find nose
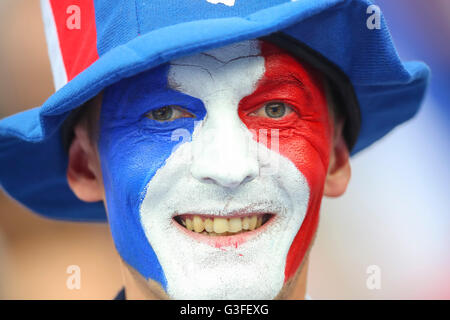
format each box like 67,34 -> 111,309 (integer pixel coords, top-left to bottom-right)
190,117 -> 259,189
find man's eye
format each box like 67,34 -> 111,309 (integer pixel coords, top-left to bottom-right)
146,105 -> 194,122
250,102 -> 293,119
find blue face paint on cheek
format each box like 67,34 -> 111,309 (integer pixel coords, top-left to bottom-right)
97,64 -> 206,289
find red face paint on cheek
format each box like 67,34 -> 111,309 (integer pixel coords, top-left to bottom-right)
239,41 -> 332,283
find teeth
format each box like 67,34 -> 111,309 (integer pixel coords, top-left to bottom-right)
204,218 -> 214,232
179,214 -> 271,236
249,216 -> 257,230
186,218 -> 193,231
256,216 -> 262,228
193,216 -> 204,233
213,218 -> 228,234
242,217 -> 250,230
228,217 -> 242,233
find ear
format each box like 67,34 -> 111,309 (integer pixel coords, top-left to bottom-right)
67,124 -> 104,202
324,120 -> 351,197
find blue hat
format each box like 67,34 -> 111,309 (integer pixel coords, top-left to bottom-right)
0,0 -> 429,222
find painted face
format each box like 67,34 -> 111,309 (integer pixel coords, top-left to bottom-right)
98,40 -> 332,299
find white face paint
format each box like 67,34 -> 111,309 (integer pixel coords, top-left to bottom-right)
206,0 -> 236,7
139,40 -> 310,299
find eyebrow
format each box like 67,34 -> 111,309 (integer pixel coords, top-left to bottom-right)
257,72 -> 311,97
260,72 -> 305,88
256,72 -> 315,103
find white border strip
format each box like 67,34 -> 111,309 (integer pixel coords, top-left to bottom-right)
40,0 -> 68,91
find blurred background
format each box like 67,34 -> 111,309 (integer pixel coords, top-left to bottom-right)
0,0 -> 448,299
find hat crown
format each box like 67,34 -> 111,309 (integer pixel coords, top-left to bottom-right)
41,0 -> 291,91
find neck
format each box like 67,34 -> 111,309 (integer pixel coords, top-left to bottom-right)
120,260 -> 170,299
276,256 -> 309,300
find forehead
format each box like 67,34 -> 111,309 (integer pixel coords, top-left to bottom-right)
166,40 -> 323,105
168,40 -> 265,102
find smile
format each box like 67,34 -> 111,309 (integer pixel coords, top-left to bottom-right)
173,213 -> 275,236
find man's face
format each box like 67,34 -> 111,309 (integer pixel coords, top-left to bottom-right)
97,40 -> 332,299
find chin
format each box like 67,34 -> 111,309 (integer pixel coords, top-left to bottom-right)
140,136 -> 310,300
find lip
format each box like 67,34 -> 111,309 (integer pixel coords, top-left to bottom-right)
171,213 -> 276,249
